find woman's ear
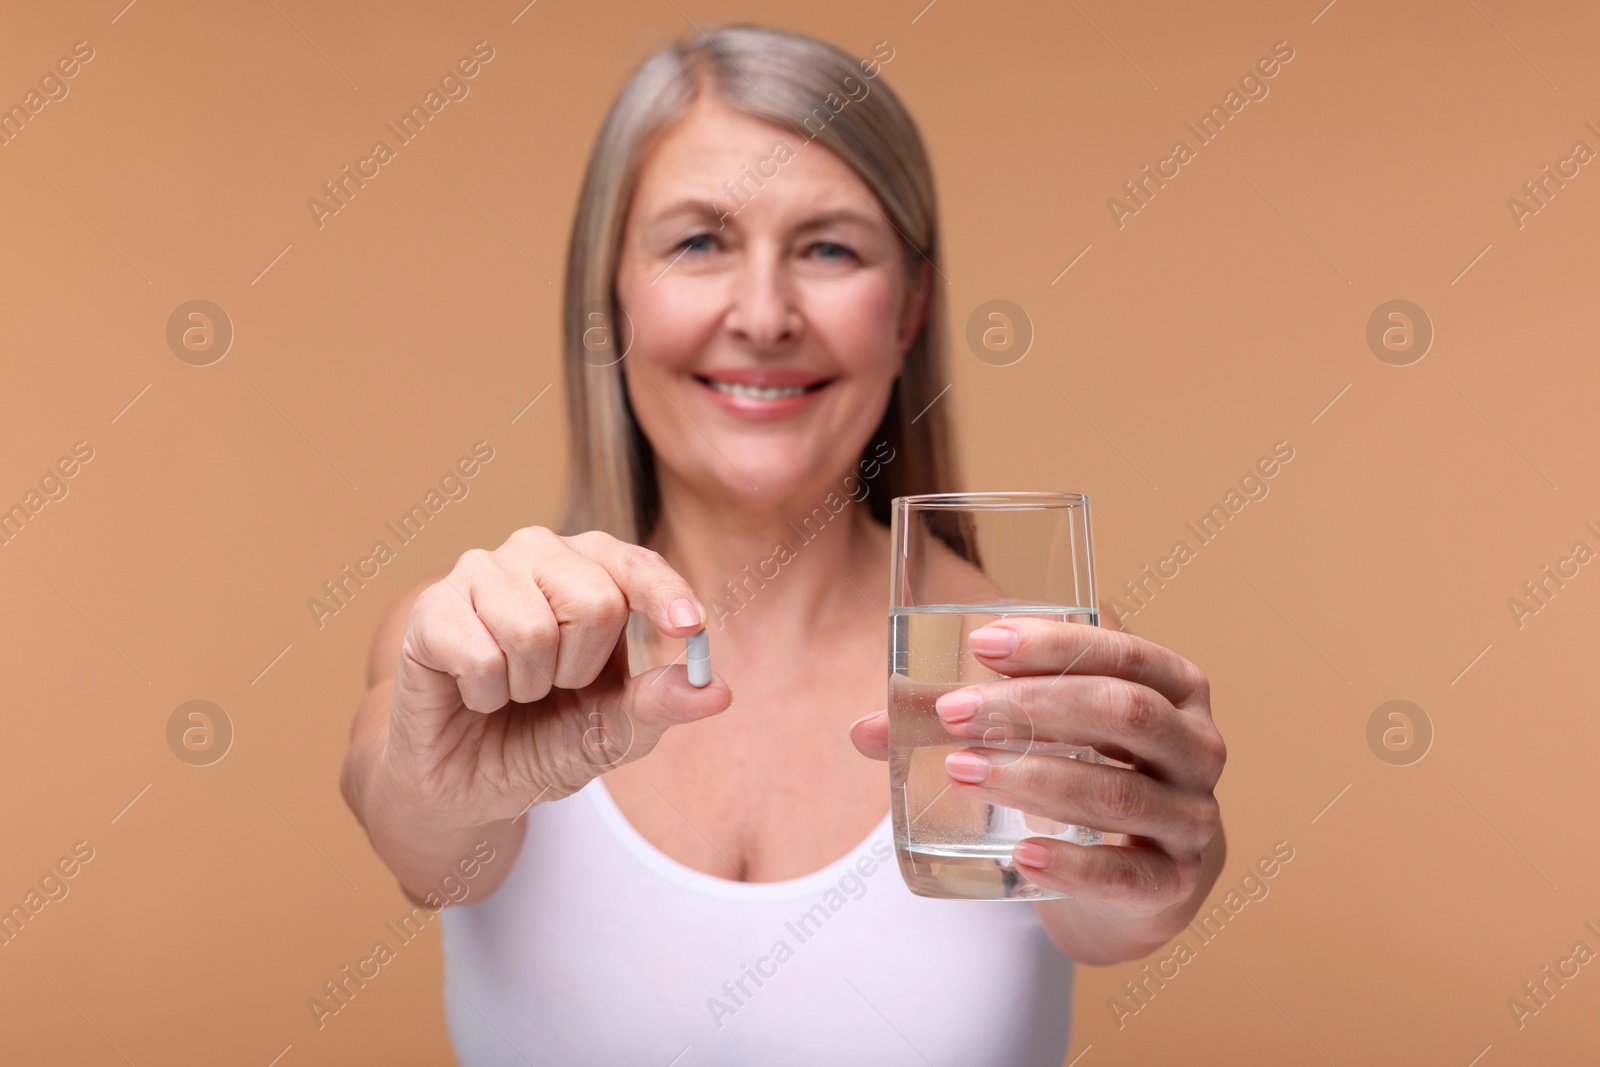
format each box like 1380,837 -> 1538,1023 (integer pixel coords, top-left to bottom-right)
897,258 -> 933,356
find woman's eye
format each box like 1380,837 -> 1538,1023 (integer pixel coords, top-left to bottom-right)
678,233 -> 717,254
810,241 -> 855,261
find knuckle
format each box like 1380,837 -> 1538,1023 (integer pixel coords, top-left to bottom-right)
456,547 -> 493,572
1099,769 -> 1150,823
1125,689 -> 1162,737
1169,854 -> 1203,903
499,615 -> 558,656
411,581 -> 450,619
565,529 -> 614,553
1090,675 -> 1124,727
1105,856 -> 1146,896
979,693 -> 1026,746
1013,750 -> 1054,797
1189,794 -> 1222,850
1204,727 -> 1228,775
462,646 -> 506,684
1185,720 -> 1227,783
530,614 -> 562,649
610,545 -> 648,584
1015,676 -> 1056,719
1103,678 -> 1158,738
519,668 -> 556,702
629,544 -> 669,571
1051,617 -> 1091,664
457,686 -> 496,714
506,525 -> 556,554
1112,632 -> 1148,678
571,583 -> 629,627
615,543 -> 672,593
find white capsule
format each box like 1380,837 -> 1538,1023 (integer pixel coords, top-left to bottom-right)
686,627 -> 711,687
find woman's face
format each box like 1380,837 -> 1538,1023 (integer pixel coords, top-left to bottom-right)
615,92 -> 930,515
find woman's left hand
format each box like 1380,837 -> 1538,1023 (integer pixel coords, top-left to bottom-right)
850,616 -> 1225,946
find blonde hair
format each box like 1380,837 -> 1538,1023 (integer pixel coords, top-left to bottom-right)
557,23 -> 960,544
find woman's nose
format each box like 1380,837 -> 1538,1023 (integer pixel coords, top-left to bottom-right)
725,253 -> 801,349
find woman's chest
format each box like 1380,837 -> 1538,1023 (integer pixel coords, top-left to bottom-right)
604,630 -> 891,883
443,791 -> 1076,1067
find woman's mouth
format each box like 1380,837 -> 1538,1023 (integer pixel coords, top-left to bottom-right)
692,372 -> 836,420
704,380 -> 818,400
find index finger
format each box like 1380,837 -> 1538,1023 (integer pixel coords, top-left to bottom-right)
563,530 -> 707,636
966,616 -> 1206,708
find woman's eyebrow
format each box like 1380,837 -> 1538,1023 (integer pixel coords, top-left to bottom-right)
791,208 -> 878,233
652,199 -> 726,224
653,198 -> 879,230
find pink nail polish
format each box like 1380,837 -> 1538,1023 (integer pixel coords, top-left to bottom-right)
935,687 -> 982,723
849,710 -> 884,731
945,750 -> 991,783
669,598 -> 700,628
968,626 -> 1018,656
1013,841 -> 1051,867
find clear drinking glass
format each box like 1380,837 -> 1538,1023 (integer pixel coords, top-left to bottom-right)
888,492 -> 1103,901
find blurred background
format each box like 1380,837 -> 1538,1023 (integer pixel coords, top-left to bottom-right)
2,1 -> 1596,1064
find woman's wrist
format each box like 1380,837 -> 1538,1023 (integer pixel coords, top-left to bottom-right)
360,744 -> 518,904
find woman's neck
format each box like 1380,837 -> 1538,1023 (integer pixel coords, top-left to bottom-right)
644,477 -> 889,654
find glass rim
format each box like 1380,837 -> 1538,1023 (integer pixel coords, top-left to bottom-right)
891,491 -> 1089,510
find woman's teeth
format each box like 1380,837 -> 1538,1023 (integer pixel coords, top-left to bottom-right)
707,380 -> 810,400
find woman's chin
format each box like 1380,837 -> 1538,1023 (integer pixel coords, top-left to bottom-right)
699,459 -> 857,513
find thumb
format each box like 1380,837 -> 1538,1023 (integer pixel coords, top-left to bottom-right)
625,662 -> 733,733
572,660 -> 731,773
849,709 -> 889,762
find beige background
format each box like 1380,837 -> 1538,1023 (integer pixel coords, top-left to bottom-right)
2,0 -> 1597,1063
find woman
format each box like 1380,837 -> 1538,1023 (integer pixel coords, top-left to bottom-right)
340,24 -> 1226,1066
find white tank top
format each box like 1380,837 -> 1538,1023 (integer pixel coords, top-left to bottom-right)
438,774 -> 1076,1066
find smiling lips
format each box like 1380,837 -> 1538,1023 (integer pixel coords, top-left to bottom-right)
693,369 -> 837,421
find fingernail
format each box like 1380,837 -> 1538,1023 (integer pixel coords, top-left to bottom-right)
849,709 -> 884,731
968,626 -> 1018,656
935,687 -> 983,723
945,750 -> 991,783
669,598 -> 701,628
1013,841 -> 1051,867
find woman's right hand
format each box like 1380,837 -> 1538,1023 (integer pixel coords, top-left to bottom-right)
372,526 -> 729,830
